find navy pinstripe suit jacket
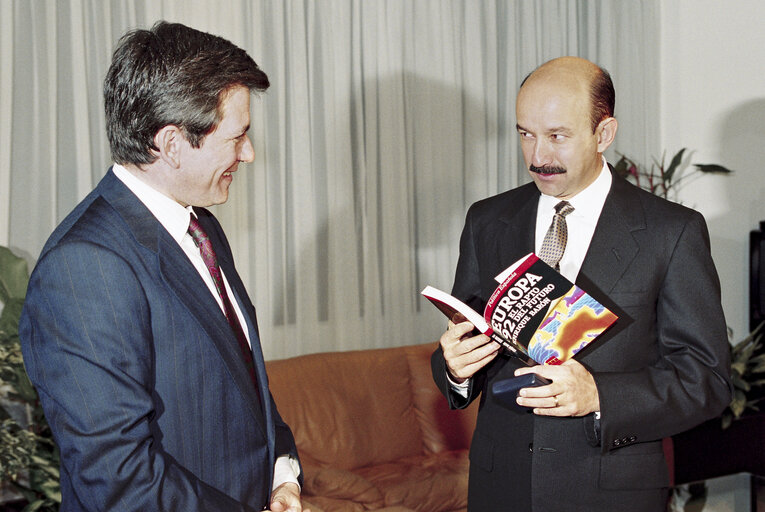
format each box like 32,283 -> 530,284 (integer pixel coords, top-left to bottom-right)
20,169 -> 300,511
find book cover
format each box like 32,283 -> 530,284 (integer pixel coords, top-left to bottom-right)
419,284 -> 532,361
421,253 -> 617,365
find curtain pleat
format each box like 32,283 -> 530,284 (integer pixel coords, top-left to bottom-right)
0,1 -> 13,247
0,0 -> 659,358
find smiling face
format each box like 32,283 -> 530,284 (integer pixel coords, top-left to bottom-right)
170,85 -> 254,207
515,58 -> 616,200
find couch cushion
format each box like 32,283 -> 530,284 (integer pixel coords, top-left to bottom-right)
267,346 -> 424,469
302,496 -> 366,512
303,465 -> 384,508
355,450 -> 469,512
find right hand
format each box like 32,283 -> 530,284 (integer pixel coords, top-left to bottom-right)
439,314 -> 501,383
268,482 -> 307,512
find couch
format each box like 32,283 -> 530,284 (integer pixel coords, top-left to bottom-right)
266,342 -> 478,512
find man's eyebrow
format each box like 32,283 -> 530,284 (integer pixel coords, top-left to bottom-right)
546,126 -> 572,134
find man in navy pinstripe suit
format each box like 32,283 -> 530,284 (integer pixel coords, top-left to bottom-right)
20,21 -> 305,511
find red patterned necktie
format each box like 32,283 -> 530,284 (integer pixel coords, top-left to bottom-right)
188,215 -> 258,388
539,201 -> 575,271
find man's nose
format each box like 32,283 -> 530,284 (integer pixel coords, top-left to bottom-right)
239,135 -> 255,163
531,140 -> 552,167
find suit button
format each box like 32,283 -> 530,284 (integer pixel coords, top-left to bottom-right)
629,436 -> 637,442
528,443 -> 533,452
613,439 -> 621,446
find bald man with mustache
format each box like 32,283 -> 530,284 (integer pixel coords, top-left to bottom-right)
431,57 -> 731,511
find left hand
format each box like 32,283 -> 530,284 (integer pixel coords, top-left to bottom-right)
514,359 -> 600,417
268,482 -> 307,512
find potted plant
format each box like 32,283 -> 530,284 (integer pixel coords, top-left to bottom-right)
671,323 -> 765,484
613,147 -> 733,201
0,246 -> 61,511
722,322 -> 765,429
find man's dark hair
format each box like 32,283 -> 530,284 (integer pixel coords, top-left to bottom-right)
104,21 -> 269,165
519,62 -> 615,133
588,66 -> 615,133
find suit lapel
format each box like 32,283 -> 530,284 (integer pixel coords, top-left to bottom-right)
214,257 -> 276,472
98,171 -> 267,430
578,175 -> 644,293
195,211 -> 272,410
157,242 -> 267,426
496,184 -> 539,271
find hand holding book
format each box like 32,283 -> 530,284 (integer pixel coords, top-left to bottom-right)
424,253 -> 617,410
423,252 -> 617,366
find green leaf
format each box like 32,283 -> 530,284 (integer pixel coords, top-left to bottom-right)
750,352 -> 765,364
0,297 -> 25,339
663,148 -> 687,185
0,246 -> 29,303
731,374 -> 751,391
731,394 -> 747,416
751,362 -> 765,374
22,499 -> 48,512
734,338 -> 758,358
694,163 -> 734,174
30,455 -> 59,476
39,479 -> 62,500
731,361 -> 748,375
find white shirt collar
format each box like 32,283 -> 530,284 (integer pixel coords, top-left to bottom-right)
537,157 -> 612,215
112,164 -> 194,243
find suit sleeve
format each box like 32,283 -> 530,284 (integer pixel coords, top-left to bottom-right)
19,241 -> 260,512
431,204 -> 487,408
594,211 -> 732,452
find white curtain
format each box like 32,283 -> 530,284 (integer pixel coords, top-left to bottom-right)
0,0 -> 659,359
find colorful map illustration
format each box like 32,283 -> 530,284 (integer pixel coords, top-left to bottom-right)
528,287 -> 618,365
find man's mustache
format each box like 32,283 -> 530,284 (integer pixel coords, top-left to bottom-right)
529,165 -> 566,175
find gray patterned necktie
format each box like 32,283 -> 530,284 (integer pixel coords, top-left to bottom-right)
539,201 -> 574,271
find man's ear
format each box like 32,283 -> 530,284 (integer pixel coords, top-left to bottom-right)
595,117 -> 618,153
153,125 -> 184,168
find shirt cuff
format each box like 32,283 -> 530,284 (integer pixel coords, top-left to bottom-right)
272,455 -> 301,491
447,371 -> 470,399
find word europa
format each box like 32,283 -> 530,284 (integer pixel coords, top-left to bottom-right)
490,273 -> 557,341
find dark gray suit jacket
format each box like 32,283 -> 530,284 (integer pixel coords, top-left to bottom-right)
20,169 -> 300,511
432,172 -> 732,511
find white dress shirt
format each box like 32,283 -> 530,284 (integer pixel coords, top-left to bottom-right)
112,164 -> 300,492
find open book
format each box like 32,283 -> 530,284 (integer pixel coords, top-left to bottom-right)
421,253 -> 617,366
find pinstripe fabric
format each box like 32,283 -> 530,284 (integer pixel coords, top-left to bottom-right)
19,170 -> 300,511
188,215 -> 258,389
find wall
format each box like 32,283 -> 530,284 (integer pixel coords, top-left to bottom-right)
660,0 -> 765,342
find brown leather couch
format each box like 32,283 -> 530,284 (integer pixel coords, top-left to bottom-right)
266,342 -> 478,512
